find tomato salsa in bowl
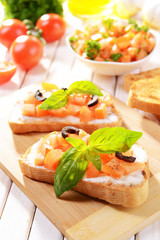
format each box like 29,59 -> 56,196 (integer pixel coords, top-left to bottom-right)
66,19 -> 158,75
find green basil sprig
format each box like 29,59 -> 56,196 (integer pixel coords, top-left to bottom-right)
54,127 -> 142,197
39,80 -> 103,110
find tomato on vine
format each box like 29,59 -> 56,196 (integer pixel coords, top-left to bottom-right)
36,13 -> 65,42
10,35 -> 43,70
0,19 -> 27,49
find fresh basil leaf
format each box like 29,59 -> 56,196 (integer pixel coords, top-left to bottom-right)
39,90 -> 68,110
111,53 -> 122,62
54,148 -> 88,197
65,137 -> 87,150
89,127 -> 142,153
86,149 -> 101,171
68,80 -> 103,96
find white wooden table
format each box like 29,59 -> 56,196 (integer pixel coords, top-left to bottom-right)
0,4 -> 160,240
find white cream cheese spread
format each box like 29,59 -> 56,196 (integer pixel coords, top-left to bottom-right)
10,104 -> 119,124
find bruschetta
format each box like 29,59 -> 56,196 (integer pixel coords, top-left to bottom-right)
8,81 -> 122,134
19,126 -> 150,207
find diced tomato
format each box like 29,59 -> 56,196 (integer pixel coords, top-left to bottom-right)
49,107 -> 68,117
34,152 -> 44,166
44,149 -> 63,170
80,106 -> 95,122
120,54 -> 131,62
136,49 -> 147,61
45,133 -> 61,148
95,103 -> 107,119
146,37 -> 155,53
116,36 -> 130,50
131,32 -> 144,48
55,136 -> 71,152
100,95 -> 112,106
24,92 -> 40,105
100,153 -> 114,165
127,47 -> 137,58
102,164 -> 121,178
111,44 -> 121,54
21,103 -> 36,116
86,162 -> 100,178
69,93 -> 90,106
36,105 -> 50,117
66,103 -> 81,116
118,159 -> 145,175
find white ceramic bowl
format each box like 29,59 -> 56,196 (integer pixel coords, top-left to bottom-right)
66,30 -> 159,76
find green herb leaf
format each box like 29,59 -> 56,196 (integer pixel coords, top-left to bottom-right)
86,149 -> 101,171
89,127 -> 143,153
102,33 -> 109,38
68,80 -> 103,96
103,18 -> 114,30
128,19 -> 149,33
65,137 -> 88,150
39,89 -> 68,110
84,40 -> 101,60
69,36 -> 78,43
111,53 -> 122,62
54,148 -> 88,197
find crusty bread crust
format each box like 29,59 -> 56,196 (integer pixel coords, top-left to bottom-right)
9,105 -> 122,134
127,78 -> 160,114
124,68 -> 160,92
18,148 -> 150,208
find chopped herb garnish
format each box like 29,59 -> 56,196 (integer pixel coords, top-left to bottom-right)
128,19 -> 149,33
103,18 -> 114,30
111,53 -> 122,62
69,36 -> 78,43
102,33 -> 109,38
84,40 -> 101,60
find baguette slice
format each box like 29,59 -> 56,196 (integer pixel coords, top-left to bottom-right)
9,91 -> 122,134
18,132 -> 150,208
127,77 -> 160,114
124,68 -> 160,92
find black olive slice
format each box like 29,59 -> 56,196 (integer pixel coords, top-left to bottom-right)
62,126 -> 80,139
115,152 -> 136,163
35,90 -> 46,101
61,88 -> 68,91
87,95 -> 98,107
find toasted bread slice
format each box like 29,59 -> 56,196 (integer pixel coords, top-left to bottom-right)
124,68 -> 160,92
18,132 -> 150,208
127,77 -> 160,114
9,92 -> 122,134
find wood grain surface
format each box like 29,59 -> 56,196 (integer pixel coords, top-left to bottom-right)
0,86 -> 160,240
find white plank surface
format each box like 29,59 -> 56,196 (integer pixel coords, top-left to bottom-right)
0,169 -> 11,217
29,208 -> 63,240
0,183 -> 35,240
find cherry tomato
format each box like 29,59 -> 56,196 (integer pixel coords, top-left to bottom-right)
0,19 -> 27,49
0,61 -> 16,85
10,35 -> 43,70
36,13 -> 65,43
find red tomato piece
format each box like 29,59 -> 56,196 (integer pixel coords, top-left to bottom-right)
36,13 -> 65,42
0,61 -> 16,85
0,19 -> 27,49
10,35 -> 43,70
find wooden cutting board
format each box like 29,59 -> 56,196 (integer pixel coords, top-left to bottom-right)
0,87 -> 160,240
